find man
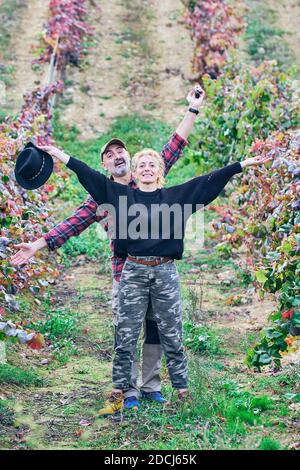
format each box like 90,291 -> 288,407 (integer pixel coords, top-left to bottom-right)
11,86 -> 205,413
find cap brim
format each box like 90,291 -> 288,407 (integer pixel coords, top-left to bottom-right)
101,139 -> 127,158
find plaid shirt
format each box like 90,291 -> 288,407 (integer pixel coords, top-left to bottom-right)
44,132 -> 188,281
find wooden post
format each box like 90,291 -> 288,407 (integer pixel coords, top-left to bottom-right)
45,35 -> 60,112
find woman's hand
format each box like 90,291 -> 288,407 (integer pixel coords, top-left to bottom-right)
38,145 -> 70,165
10,238 -> 47,266
241,154 -> 273,168
187,84 -> 205,109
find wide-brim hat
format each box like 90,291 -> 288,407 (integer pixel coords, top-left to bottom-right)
100,138 -> 127,160
15,141 -> 53,190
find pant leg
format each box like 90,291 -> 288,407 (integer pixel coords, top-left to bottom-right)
141,299 -> 163,393
112,278 -> 139,398
113,262 -> 150,392
150,262 -> 188,390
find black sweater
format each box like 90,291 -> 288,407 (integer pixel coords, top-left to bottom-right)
66,157 -> 243,259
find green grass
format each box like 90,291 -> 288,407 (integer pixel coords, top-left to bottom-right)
84,358 -> 286,450
258,437 -> 282,450
183,321 -> 225,356
0,399 -> 14,427
60,223 -> 111,268
0,364 -> 43,387
29,297 -> 79,364
244,0 -> 297,75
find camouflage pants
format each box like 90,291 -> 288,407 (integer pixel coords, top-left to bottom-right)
112,279 -> 163,399
113,258 -> 188,391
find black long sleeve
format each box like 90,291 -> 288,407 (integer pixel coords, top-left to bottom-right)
172,161 -> 243,208
200,162 -> 243,206
66,156 -> 109,205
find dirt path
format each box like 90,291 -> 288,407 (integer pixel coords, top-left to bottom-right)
5,0 -> 49,112
61,0 -> 193,139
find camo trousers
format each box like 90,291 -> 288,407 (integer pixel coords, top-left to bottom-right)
112,279 -> 163,399
113,259 -> 188,391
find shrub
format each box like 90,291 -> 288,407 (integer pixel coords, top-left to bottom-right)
183,0 -> 244,79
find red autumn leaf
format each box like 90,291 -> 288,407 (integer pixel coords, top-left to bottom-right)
44,183 -> 55,193
281,308 -> 294,320
0,307 -> 6,317
28,333 -> 45,350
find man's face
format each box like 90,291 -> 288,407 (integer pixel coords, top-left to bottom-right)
102,144 -> 130,177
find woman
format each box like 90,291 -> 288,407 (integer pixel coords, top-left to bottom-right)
37,143 -> 272,409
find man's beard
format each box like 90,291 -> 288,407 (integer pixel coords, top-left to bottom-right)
111,158 -> 130,177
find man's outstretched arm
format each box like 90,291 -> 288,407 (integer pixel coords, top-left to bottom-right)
161,84 -> 205,175
10,196 -> 103,265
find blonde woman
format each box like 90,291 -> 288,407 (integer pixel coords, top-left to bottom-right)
36,144 -> 272,413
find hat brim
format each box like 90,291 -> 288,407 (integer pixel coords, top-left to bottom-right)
15,141 -> 54,190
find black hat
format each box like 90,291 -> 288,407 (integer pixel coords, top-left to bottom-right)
14,141 -> 54,190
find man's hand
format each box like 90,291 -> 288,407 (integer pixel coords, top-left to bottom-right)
187,84 -> 205,109
10,238 -> 47,266
241,154 -> 274,168
38,145 -> 70,165
11,243 -> 38,266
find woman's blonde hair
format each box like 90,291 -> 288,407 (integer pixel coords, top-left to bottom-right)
131,148 -> 165,188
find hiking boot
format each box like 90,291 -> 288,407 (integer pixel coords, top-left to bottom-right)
141,391 -> 167,403
98,392 -> 123,417
124,396 -> 140,410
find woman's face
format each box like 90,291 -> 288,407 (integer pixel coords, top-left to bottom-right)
134,155 -> 160,186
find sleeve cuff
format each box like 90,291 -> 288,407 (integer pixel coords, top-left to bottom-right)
235,162 -> 243,173
173,132 -> 188,148
43,234 -> 55,251
66,156 -> 76,170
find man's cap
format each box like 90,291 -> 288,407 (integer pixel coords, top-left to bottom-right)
100,138 -> 127,160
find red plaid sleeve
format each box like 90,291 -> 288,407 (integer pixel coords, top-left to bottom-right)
44,196 -> 104,250
160,132 -> 188,176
